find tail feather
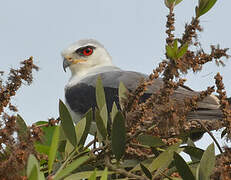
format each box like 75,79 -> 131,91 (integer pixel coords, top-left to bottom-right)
187,109 -> 223,121
189,95 -> 223,121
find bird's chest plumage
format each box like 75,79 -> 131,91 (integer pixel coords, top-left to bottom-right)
65,82 -> 120,117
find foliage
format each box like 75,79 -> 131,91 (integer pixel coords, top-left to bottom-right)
0,0 -> 231,179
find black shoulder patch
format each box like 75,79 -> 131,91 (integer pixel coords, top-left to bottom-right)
65,83 -> 121,115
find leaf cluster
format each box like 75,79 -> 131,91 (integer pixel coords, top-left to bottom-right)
1,0 -> 231,180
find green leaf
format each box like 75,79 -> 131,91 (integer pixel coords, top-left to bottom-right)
27,154 -> 39,179
112,111 -> 126,161
196,0 -> 217,18
100,167 -> 108,180
16,114 -> 29,141
164,0 -> 175,8
140,163 -> 152,179
151,147 -> 161,157
100,104 -> 108,130
54,155 -> 89,180
64,170 -> 114,180
186,138 -> 198,162
59,100 -> 77,147
199,143 -> 215,180
95,109 -> 107,139
187,138 -> 196,147
164,0 -> 183,8
148,140 -> 182,173
75,118 -> 86,145
195,163 -> 200,180
121,159 -> 140,169
130,158 -> 153,173
176,43 -> 188,58
28,166 -> 38,180
89,170 -> 97,180
96,76 -> 106,110
48,126 -> 60,173
38,172 -> 46,180
175,0 -> 183,6
166,45 -> 175,59
58,140 -> 66,153
35,121 -> 56,146
183,146 -> 204,162
65,139 -> 74,156
173,39 -> 178,53
111,102 -> 118,123
77,109 -> 93,146
137,135 -> 165,147
34,144 -> 50,155
119,82 -> 127,110
174,152 -> 195,180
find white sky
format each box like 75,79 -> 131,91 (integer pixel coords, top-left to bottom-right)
1,0 -> 231,154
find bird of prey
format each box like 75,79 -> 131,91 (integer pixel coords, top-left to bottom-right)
61,39 -> 222,133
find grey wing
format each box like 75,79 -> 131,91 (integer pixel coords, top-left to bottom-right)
80,70 -> 222,121
79,70 -> 149,90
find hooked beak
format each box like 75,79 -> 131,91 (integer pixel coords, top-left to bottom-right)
63,57 -> 87,72
63,58 -> 72,72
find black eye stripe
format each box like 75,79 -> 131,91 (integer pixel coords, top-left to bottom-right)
75,45 -> 96,56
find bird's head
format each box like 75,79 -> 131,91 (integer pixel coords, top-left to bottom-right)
61,39 -> 113,76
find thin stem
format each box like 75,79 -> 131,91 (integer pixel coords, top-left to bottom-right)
83,138 -> 97,151
193,119 -> 223,154
52,149 -> 76,179
105,155 -> 147,180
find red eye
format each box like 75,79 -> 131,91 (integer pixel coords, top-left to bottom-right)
83,47 -> 93,56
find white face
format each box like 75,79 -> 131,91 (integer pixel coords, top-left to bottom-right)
61,39 -> 113,75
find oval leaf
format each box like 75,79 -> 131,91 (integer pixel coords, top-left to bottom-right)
35,121 -> 56,146
34,144 -> 50,155
54,155 -> 89,180
16,114 -> 29,141
111,102 -> 118,124
175,0 -> 183,6
112,111 -> 126,161
173,39 -> 178,53
164,0 -> 175,8
95,109 -> 107,139
64,170 -> 114,180
164,0 -> 183,8
174,152 -> 195,180
137,135 -> 165,147
100,167 -> 108,180
187,138 -> 196,147
89,170 -> 97,180
119,82 -> 128,110
166,45 -> 175,59
48,126 -> 60,173
199,143 -> 215,180
29,166 -> 38,180
183,146 -> 204,162
75,117 -> 86,145
148,140 -> 182,173
100,104 -> 108,130
59,100 -> 77,147
77,109 -> 93,146
96,76 -> 106,110
27,154 -> 39,178
176,43 -> 188,59
196,0 -> 217,18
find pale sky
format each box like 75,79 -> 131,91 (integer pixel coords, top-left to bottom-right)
1,0 -> 231,153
